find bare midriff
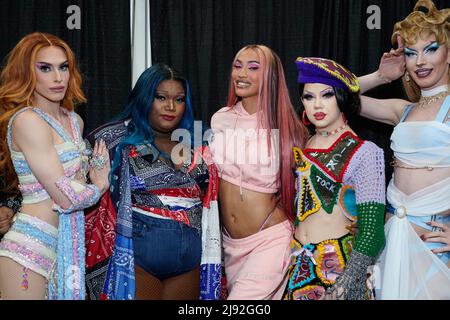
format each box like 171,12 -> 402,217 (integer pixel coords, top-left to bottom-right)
219,179 -> 288,239
295,206 -> 352,247
392,165 -> 450,236
19,201 -> 59,228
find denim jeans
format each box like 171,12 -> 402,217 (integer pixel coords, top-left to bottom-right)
132,211 -> 202,280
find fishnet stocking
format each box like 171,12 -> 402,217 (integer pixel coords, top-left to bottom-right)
135,265 -> 200,300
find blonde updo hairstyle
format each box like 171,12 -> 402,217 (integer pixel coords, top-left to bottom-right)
391,0 -> 450,102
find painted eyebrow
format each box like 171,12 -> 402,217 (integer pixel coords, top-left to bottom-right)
404,47 -> 417,53
303,87 -> 333,95
234,60 -> 260,64
320,88 -> 334,93
156,90 -> 185,95
36,60 -> 69,66
405,41 -> 438,52
424,41 -> 439,50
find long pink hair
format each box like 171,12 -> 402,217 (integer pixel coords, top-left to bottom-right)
226,44 -> 309,221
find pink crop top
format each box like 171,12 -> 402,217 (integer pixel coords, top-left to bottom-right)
210,101 -> 280,195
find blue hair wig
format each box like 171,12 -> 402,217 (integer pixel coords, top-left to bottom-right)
111,64 -> 195,178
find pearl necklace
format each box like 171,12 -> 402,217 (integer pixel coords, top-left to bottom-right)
315,120 -> 348,137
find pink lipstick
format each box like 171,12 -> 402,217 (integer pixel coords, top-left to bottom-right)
314,112 -> 326,120
415,68 -> 432,78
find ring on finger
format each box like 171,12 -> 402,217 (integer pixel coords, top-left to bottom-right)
89,154 -> 107,170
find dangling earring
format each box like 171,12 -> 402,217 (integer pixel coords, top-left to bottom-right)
302,111 -> 311,126
405,72 -> 410,82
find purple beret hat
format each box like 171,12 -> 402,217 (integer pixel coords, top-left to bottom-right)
295,57 -> 360,92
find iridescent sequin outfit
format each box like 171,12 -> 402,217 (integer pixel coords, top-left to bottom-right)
0,213 -> 57,279
0,107 -> 99,300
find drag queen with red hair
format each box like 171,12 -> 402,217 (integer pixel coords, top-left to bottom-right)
210,44 -> 309,299
0,33 -> 109,299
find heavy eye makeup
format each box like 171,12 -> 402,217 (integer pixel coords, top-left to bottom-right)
175,96 -> 186,103
404,47 -> 416,58
59,62 -> 69,71
302,88 -> 334,101
404,42 -> 440,57
155,93 -> 185,103
36,62 -> 52,73
233,61 -> 243,69
301,93 -> 314,101
36,62 -> 69,72
155,94 -> 166,101
321,89 -> 335,98
424,42 -> 440,54
248,62 -> 260,71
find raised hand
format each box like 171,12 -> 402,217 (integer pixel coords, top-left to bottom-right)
377,39 -> 406,83
89,139 -> 111,195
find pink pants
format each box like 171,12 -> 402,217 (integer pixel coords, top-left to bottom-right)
223,220 -> 293,300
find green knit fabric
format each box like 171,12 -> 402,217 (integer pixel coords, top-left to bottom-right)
354,202 -> 386,257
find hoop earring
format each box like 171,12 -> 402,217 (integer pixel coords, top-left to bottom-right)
302,111 -> 311,126
405,72 -> 410,82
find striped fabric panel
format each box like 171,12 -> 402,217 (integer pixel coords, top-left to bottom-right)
0,238 -> 54,277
